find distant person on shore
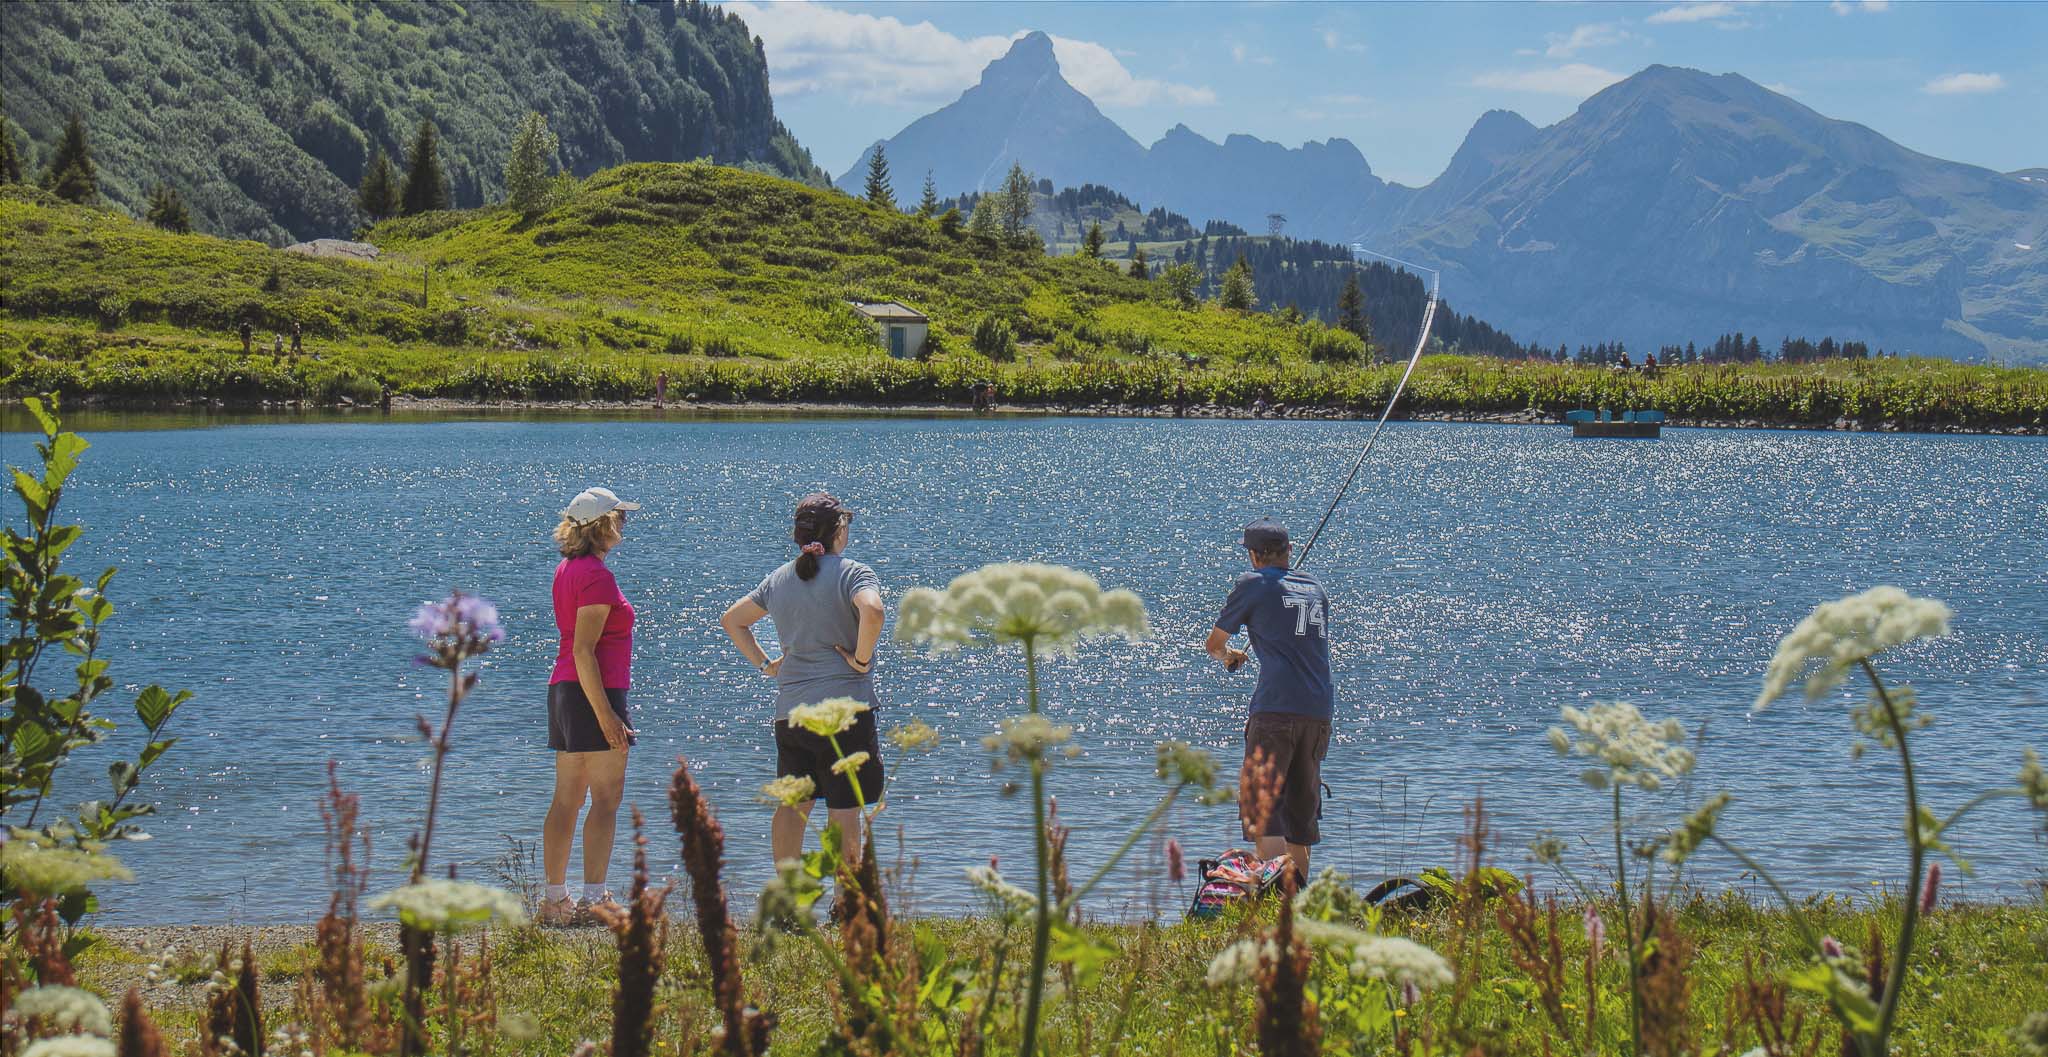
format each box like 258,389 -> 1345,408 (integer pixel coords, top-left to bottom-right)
1175,378 -> 1189,418
719,492 -> 886,874
1205,517 -> 1333,882
239,319 -> 253,356
273,333 -> 284,357
290,321 -> 303,356
656,370 -> 669,409
541,487 -> 642,926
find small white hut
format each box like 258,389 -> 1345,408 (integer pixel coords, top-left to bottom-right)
848,301 -> 928,359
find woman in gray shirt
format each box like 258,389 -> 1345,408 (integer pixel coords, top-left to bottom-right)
719,492 -> 886,869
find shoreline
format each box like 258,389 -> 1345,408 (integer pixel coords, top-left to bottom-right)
9,393 -> 2043,436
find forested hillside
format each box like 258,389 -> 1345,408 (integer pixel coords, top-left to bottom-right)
0,0 -> 825,244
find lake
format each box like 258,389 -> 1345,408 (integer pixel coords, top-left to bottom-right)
10,412 -> 2046,922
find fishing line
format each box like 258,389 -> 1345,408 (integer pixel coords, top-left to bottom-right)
1293,247 -> 1441,570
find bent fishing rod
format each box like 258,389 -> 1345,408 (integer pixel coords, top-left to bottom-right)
1292,247 -> 1441,571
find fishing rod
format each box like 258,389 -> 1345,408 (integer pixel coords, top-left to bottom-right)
1292,247 -> 1441,570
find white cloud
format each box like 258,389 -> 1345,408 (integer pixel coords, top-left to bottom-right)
1645,2 -> 1752,25
1471,64 -> 1627,97
721,2 -> 1213,108
1830,0 -> 1889,13
1922,72 -> 2006,95
1543,23 -> 1635,58
1763,82 -> 1799,96
1320,28 -> 1367,54
1231,43 -> 1275,66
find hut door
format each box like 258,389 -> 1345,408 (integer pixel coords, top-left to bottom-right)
889,326 -> 906,357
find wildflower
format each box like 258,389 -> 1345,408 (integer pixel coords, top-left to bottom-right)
1549,702 -> 1694,791
829,751 -> 871,776
982,714 -> 1074,766
757,775 -> 815,808
1156,740 -> 1220,788
787,697 -> 869,738
1755,587 -> 1951,709
0,840 -> 132,898
1294,867 -> 1368,923
12,986 -> 113,1036
885,718 -> 939,752
1401,980 -> 1421,1007
964,865 -> 1036,922
1921,862 -> 1940,914
1583,906 -> 1606,963
1820,936 -> 1845,959
1290,920 -> 1453,989
1204,937 -> 1275,988
894,563 -> 1149,655
1165,839 -> 1186,884
1529,833 -> 1568,865
2020,749 -> 2048,822
370,879 -> 527,931
1662,792 -> 1732,863
410,590 -> 505,669
22,1039 -> 116,1057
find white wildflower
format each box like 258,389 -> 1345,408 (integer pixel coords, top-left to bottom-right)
1756,587 -> 1952,710
885,719 -> 940,752
1295,919 -> 1455,990
0,841 -> 131,898
981,714 -> 1074,766
11,986 -> 113,1036
787,697 -> 869,737
894,563 -> 1149,655
1529,833 -> 1568,865
1550,702 -> 1694,791
830,751 -> 872,775
757,775 -> 815,807
1204,937 -> 1275,988
23,1038 -> 117,1057
1293,867 -> 1368,922
964,865 -> 1036,922
370,879 -> 528,931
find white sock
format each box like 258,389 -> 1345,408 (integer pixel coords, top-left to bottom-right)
583,881 -> 609,902
545,884 -> 570,902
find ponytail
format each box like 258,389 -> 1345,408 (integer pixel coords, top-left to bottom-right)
793,511 -> 840,581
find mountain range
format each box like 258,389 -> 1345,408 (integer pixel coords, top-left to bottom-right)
840,33 -> 2048,363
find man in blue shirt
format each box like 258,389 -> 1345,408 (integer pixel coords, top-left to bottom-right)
1205,517 -> 1332,881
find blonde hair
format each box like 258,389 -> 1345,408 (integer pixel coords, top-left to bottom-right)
554,512 -> 621,558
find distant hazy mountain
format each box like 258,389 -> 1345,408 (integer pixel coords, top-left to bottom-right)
853,40 -> 2048,362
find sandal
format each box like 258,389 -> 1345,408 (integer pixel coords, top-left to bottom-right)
539,895 -> 578,927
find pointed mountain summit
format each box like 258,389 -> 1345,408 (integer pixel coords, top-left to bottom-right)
835,31 -> 1144,195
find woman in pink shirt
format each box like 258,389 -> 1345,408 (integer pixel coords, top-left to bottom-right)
541,487 -> 640,926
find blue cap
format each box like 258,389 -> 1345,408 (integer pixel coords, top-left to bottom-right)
1241,517 -> 1289,550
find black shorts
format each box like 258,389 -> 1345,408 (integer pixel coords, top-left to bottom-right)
1242,711 -> 1330,846
548,682 -> 634,753
774,707 -> 885,811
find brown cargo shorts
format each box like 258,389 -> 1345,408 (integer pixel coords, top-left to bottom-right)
1241,711 -> 1331,846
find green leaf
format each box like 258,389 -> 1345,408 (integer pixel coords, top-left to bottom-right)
1786,963 -> 1880,1034
12,722 -> 52,761
109,760 -> 136,795
12,469 -> 49,514
25,395 -> 58,439
134,685 -> 185,730
1048,921 -> 1118,987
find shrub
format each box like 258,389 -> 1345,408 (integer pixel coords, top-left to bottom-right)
972,314 -> 1014,361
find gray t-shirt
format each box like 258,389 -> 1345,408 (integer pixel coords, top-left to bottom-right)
747,554 -> 881,719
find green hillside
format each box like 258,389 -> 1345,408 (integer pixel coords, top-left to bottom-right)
0,0 -> 824,243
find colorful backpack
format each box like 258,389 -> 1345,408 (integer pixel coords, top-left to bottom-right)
1186,849 -> 1295,919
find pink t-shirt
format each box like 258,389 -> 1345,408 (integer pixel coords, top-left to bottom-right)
550,556 -> 633,688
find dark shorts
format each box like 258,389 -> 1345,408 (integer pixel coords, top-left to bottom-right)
1242,711 -> 1331,846
548,682 -> 634,753
775,707 -> 885,811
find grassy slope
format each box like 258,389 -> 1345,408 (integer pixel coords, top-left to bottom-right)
75,893 -> 2048,1056
3,170 -> 2047,429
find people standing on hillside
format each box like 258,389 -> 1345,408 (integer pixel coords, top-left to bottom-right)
719,493 -> 886,875
290,321 -> 303,356
239,319 -> 253,356
1205,517 -> 1333,882
540,487 -> 642,926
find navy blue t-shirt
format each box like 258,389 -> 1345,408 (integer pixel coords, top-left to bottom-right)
1215,566 -> 1333,718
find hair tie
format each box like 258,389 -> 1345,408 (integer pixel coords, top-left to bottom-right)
801,542 -> 826,556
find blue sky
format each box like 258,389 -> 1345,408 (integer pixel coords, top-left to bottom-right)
721,0 -> 2047,187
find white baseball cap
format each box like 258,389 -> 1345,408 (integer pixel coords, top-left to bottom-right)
562,487 -> 641,525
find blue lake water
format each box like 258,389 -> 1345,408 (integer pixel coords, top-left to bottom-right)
9,414 -> 2046,922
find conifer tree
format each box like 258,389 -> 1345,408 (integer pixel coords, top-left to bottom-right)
399,119 -> 450,216
1082,220 -> 1105,259
863,144 -> 894,210
998,161 -> 1033,241
1128,247 -> 1148,280
41,112 -> 98,204
503,111 -> 559,214
1336,271 -> 1371,345
968,193 -> 1001,238
914,170 -> 938,219
358,148 -> 401,220
1218,253 -> 1256,311
0,90 -> 21,184
144,184 -> 192,233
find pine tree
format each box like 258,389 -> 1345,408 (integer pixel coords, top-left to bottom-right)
938,206 -> 963,237
41,112 -> 98,204
967,193 -> 1001,238
0,89 -> 20,185
998,162 -> 1033,241
144,184 -> 192,233
358,148 -> 401,220
1082,221 -> 1105,259
503,111 -> 559,215
1218,254 -> 1256,311
1336,271 -> 1370,343
863,145 -> 894,210
400,119 -> 450,216
1128,248 -> 1149,280
914,170 -> 938,219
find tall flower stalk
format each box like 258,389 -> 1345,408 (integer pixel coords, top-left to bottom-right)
894,562 -> 1150,1057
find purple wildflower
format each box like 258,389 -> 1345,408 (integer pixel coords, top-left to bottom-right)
410,591 -> 504,669
1821,935 -> 1844,959
1166,838 -> 1186,884
1583,905 -> 1606,963
1920,863 -> 1940,914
